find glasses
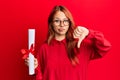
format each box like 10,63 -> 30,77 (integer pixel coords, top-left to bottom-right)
53,19 -> 70,26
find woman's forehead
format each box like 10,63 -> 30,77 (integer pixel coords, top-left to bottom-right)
53,11 -> 68,19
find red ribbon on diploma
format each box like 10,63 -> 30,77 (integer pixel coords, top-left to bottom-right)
21,44 -> 35,59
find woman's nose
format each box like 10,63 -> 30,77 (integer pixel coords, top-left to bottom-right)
60,21 -> 64,27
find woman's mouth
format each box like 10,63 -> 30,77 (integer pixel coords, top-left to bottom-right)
58,28 -> 65,32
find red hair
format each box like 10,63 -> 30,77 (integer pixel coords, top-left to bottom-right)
47,5 -> 79,65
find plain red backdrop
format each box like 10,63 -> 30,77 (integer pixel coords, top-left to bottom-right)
0,0 -> 120,80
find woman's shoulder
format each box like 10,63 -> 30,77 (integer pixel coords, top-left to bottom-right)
37,41 -> 49,55
40,41 -> 49,49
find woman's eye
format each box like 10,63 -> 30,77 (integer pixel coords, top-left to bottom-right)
64,20 -> 69,22
54,20 -> 60,23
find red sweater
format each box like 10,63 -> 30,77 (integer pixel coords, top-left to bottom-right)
35,29 -> 111,80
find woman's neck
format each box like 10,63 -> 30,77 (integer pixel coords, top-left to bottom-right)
55,35 -> 66,41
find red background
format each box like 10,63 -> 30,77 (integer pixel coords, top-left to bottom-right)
0,0 -> 120,80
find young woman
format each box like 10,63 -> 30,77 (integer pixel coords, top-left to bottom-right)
26,5 -> 111,80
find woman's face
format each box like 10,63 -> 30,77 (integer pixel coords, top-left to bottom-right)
52,11 -> 70,37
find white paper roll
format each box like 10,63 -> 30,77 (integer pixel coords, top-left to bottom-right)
28,29 -> 35,75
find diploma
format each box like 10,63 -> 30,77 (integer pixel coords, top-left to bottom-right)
28,29 -> 35,75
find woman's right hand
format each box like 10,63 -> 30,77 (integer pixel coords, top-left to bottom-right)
25,57 -> 38,69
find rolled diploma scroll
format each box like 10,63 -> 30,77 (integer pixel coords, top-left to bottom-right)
28,29 -> 35,75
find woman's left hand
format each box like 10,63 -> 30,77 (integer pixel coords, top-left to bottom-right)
73,26 -> 89,48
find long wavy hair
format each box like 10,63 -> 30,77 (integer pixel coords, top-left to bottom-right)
47,5 -> 79,65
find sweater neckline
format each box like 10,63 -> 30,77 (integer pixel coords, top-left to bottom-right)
51,38 -> 67,45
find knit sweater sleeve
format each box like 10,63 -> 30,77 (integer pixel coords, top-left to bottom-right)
85,29 -> 112,60
35,45 -> 46,80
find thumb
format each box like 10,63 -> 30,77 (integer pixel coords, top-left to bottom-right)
77,39 -> 82,48
77,35 -> 85,48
